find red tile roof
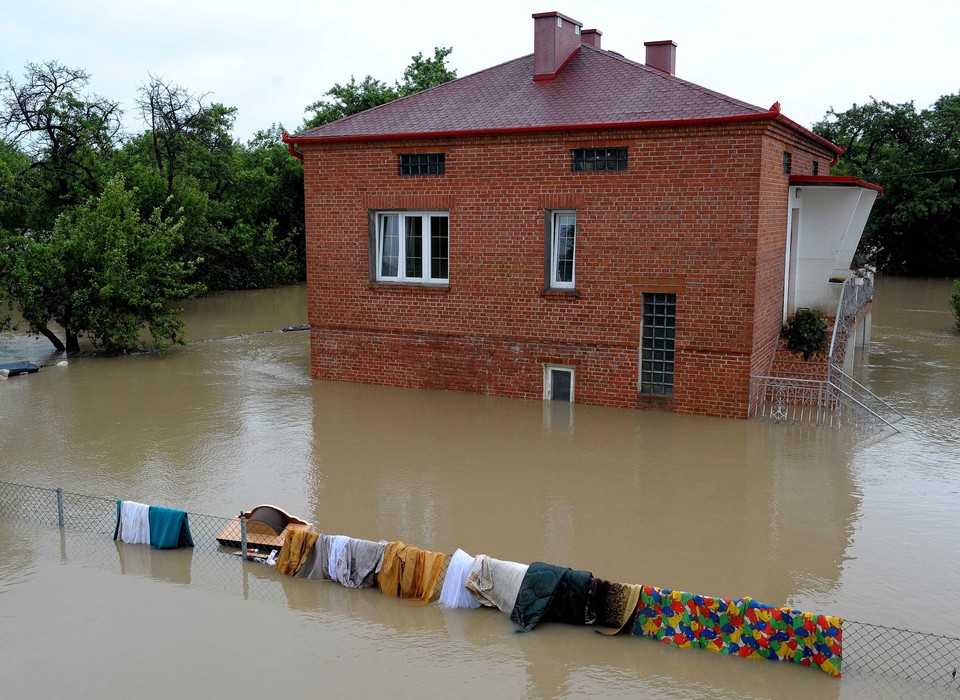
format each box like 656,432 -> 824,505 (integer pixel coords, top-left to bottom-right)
288,45 -> 838,156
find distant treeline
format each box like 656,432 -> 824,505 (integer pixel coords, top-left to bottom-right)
814,94 -> 960,276
0,50 -> 455,352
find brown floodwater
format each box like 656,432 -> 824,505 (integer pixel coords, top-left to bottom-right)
1,279 -> 958,698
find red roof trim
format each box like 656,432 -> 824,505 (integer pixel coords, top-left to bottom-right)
789,175 -> 884,195
282,132 -> 304,160
286,109 -> 784,145
286,108 -> 842,157
771,112 -> 842,157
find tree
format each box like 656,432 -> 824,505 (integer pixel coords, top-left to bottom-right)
0,174 -> 201,353
814,95 -> 960,275
136,75 -> 212,201
0,61 -> 120,229
303,47 -> 456,129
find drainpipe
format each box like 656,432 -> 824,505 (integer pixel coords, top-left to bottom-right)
282,132 -> 303,160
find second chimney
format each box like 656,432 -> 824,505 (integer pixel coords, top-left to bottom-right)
581,29 -> 602,49
533,11 -> 583,81
644,40 -> 677,75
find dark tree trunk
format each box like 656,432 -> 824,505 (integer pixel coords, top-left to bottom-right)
38,326 -> 66,352
65,332 -> 80,353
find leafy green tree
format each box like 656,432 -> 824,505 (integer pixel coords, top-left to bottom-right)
0,61 -> 120,229
303,47 -> 456,129
814,95 -> 960,275
0,174 -> 201,353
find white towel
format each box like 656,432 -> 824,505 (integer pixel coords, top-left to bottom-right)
438,548 -> 482,609
326,535 -> 350,581
464,554 -> 529,614
119,500 -> 151,545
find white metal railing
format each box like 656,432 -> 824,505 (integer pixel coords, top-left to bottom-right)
750,271 -> 904,431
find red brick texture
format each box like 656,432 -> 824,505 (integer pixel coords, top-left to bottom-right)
301,122 -> 834,418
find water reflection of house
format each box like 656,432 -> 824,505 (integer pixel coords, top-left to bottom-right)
286,11 -> 879,419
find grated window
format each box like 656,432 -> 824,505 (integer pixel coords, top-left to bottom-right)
641,293 -> 676,396
572,147 -> 628,172
399,153 -> 445,176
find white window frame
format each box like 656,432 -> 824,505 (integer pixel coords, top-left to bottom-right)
543,364 -> 575,402
548,210 -> 577,289
375,211 -> 449,284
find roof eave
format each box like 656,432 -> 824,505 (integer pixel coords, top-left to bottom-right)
286,110 -> 782,145
789,175 -> 884,195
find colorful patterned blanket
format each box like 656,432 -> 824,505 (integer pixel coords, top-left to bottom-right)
633,585 -> 842,677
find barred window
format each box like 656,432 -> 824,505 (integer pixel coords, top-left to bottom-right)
640,293 -> 676,396
782,151 -> 792,175
812,161 -> 819,176
399,153 -> 445,175
572,147 -> 628,172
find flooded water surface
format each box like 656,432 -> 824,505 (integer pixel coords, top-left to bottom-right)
1,279 -> 958,698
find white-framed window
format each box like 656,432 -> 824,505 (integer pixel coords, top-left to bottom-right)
375,211 -> 449,283
547,210 -> 577,289
543,364 -> 575,401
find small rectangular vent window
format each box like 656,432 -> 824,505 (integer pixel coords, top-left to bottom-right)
782,151 -> 792,175
572,147 -> 628,172
812,161 -> 819,176
399,153 -> 445,176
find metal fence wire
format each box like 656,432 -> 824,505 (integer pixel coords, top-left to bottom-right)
0,478 -> 958,691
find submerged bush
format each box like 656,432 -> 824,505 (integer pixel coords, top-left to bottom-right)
783,308 -> 828,360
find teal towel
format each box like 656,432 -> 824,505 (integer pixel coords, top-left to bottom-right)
147,506 -> 194,549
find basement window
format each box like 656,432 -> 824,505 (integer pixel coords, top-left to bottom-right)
544,365 -> 574,401
399,153 -> 445,176
572,147 -> 627,172
640,293 -> 676,396
782,151 -> 792,175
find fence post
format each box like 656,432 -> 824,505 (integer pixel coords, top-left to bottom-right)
240,516 -> 248,560
56,487 -> 65,528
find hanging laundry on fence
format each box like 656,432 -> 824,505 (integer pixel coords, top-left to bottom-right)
439,549 -> 481,609
464,555 -> 529,615
633,585 -> 843,677
586,577 -> 642,633
377,541 -> 446,603
333,537 -> 388,588
113,500 -> 194,549
276,528 -> 319,576
510,562 -> 593,632
148,505 -> 194,549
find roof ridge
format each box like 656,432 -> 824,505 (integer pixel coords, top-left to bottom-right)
580,44 -> 767,115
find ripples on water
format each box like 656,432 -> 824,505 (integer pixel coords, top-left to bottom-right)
0,278 -> 958,698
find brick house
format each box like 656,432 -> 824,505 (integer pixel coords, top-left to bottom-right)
284,11 -> 878,418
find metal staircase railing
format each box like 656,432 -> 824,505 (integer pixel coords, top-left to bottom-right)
750,272 -> 904,431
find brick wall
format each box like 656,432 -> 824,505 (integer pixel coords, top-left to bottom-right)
302,122 -> 834,418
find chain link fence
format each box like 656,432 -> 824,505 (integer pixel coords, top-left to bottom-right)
0,478 -> 957,691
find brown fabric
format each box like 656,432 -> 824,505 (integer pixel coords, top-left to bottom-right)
377,541 -> 446,603
586,578 -> 643,633
275,528 -> 319,576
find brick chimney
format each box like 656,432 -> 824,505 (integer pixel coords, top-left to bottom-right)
532,11 -> 583,81
581,29 -> 602,49
644,40 -> 677,75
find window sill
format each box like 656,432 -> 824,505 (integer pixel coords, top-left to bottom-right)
541,288 -> 580,299
369,282 -> 450,294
